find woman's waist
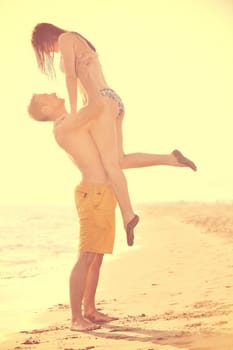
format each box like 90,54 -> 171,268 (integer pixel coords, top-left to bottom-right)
78,68 -> 109,90
79,78 -> 118,96
82,84 -> 111,99
80,78 -> 109,90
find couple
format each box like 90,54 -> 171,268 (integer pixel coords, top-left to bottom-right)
29,23 -> 197,332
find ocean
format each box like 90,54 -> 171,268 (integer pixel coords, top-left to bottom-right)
0,205 -> 126,341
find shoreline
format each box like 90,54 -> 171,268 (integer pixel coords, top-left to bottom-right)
0,207 -> 128,342
1,202 -> 233,349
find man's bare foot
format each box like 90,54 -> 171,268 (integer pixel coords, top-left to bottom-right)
84,310 -> 118,323
125,215 -> 140,246
172,149 -> 197,171
70,317 -> 101,332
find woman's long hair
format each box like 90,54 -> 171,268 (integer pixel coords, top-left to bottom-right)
31,22 -> 96,78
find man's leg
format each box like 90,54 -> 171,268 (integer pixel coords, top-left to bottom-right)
69,252 -> 101,331
83,253 -> 118,323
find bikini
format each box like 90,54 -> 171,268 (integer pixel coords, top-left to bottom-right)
99,88 -> 124,117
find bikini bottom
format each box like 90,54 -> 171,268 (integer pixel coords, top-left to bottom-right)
99,88 -> 124,117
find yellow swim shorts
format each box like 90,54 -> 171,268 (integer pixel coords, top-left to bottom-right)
74,182 -> 117,254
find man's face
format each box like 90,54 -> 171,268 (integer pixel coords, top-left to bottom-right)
35,93 -> 65,111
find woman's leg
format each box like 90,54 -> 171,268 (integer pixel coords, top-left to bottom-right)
65,102 -> 138,246
90,111 -> 138,232
116,115 -> 197,171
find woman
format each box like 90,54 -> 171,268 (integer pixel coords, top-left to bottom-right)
31,23 -> 197,246
31,22 -> 140,245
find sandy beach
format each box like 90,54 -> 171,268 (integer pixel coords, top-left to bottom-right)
1,202 -> 233,350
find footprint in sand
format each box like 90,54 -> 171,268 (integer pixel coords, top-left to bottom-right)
20,325 -> 68,334
48,303 -> 70,311
22,337 -> 40,345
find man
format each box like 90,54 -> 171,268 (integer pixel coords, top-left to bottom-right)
28,92 -> 197,331
28,93 -> 119,332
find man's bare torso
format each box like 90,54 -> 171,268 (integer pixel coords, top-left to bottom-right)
53,121 -> 108,184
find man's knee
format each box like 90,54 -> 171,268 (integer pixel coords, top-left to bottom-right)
91,254 -> 103,269
78,251 -> 96,266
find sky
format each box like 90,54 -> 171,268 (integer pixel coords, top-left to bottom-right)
0,0 -> 233,205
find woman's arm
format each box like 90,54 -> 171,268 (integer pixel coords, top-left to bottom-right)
58,33 -> 78,113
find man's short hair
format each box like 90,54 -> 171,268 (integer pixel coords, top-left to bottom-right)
28,95 -> 48,121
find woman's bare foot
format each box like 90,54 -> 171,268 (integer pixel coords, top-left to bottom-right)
172,149 -> 197,171
70,317 -> 101,332
84,310 -> 118,323
125,215 -> 140,246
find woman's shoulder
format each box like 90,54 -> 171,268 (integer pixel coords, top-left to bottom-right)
58,31 -> 76,43
59,31 -> 96,58
59,31 -> 88,49
58,32 -> 75,50
58,32 -> 85,54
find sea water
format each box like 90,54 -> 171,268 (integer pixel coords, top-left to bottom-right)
0,205 -> 127,341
